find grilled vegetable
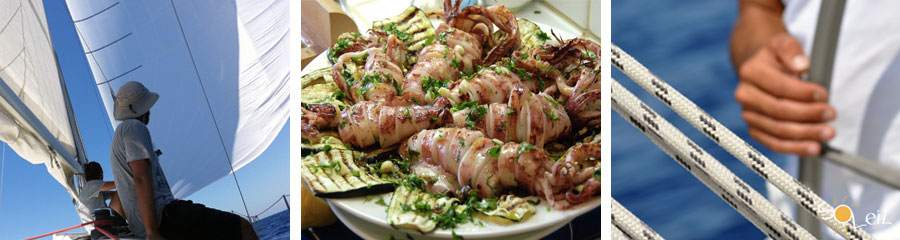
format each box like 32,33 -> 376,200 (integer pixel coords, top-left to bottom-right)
476,195 -> 536,222
387,185 -> 467,233
302,149 -> 394,198
373,6 -> 436,66
301,67 -> 348,107
515,19 -> 549,51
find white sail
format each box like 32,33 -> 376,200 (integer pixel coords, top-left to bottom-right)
64,0 -> 289,198
0,0 -> 81,186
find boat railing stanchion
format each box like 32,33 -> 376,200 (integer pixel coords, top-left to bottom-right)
801,0 -> 846,237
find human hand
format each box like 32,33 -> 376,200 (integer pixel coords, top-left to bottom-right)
734,33 -> 836,156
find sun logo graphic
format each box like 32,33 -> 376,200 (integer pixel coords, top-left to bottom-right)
818,195 -> 861,236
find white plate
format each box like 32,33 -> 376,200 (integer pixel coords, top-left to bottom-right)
329,193 -> 598,239
330,199 -> 573,240
303,9 -> 597,239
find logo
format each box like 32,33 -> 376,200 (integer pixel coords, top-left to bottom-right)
818,195 -> 893,236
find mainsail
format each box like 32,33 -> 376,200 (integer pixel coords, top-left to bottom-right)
64,0 -> 289,198
0,0 -> 82,194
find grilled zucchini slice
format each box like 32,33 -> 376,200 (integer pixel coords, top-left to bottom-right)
387,186 -> 466,233
302,149 -> 394,198
477,195 -> 536,222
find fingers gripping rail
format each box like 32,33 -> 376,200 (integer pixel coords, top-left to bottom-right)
611,44 -> 872,240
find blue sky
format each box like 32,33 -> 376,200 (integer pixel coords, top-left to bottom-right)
0,1 -> 289,238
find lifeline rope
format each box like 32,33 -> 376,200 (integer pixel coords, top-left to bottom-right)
612,43 -> 872,240
612,78 -> 815,240
612,198 -> 664,240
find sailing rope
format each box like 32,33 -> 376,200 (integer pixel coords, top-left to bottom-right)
612,43 -> 872,240
166,0 -> 252,222
612,78 -> 815,239
612,198 -> 663,240
611,224 -> 631,240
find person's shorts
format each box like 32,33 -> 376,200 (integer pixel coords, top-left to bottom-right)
159,200 -> 244,239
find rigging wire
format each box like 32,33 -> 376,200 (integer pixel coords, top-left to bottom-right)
166,0 -> 252,222
56,0 -> 114,140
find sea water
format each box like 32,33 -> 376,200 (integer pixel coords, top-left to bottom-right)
612,0 -> 790,239
254,209 -> 289,240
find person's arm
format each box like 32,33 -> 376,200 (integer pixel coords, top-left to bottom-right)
731,0 -> 788,66
130,159 -> 165,240
101,181 -> 116,191
730,0 -> 836,156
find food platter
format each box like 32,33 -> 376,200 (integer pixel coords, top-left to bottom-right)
301,3 -> 601,239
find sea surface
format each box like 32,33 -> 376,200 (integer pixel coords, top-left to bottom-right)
254,209 -> 290,240
612,0 -> 791,239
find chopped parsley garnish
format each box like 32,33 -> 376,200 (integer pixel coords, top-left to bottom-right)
375,197 -> 388,206
506,105 -> 516,115
487,145 -> 501,158
583,50 -> 597,61
527,199 -> 542,205
405,106 -> 413,120
465,105 -> 488,129
356,72 -> 386,97
322,144 -> 332,152
517,143 -> 535,159
342,68 -> 356,87
547,206 -> 552,212
450,57 -> 460,69
544,95 -> 560,106
536,30 -> 550,41
438,30 -> 453,44
350,52 -> 369,62
408,148 -> 420,157
543,108 -> 560,121
423,35 -> 435,46
329,38 -> 353,59
332,90 -> 345,101
431,117 -> 439,123
392,78 -> 403,96
450,100 -> 478,112
534,10 -> 542,14
594,167 -> 601,180
422,76 -> 448,97
451,230 -> 464,240
382,23 -> 411,41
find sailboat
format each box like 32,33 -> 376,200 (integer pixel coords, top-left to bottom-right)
0,0 -> 288,238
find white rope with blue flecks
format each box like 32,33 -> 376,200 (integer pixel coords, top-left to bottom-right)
612,44 -> 872,240
612,198 -> 664,240
613,79 -> 814,240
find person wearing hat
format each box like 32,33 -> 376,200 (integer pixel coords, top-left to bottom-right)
109,81 -> 258,240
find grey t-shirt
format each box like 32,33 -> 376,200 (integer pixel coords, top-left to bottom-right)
78,180 -> 107,214
110,119 -> 175,238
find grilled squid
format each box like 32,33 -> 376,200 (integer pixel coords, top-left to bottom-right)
444,0 -> 519,66
438,65 -> 527,105
338,101 -> 452,149
447,88 -> 571,148
402,24 -> 484,104
400,128 -> 599,209
301,104 -> 339,139
332,47 -> 406,103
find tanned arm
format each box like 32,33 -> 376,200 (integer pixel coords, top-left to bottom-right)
130,159 -> 166,240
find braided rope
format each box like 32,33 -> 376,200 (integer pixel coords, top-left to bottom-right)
612,78 -> 815,239
611,224 -> 633,240
612,198 -> 664,240
612,44 -> 871,240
